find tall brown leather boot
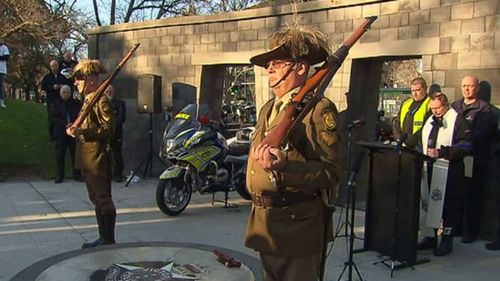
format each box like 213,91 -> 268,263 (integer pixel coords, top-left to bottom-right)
102,213 -> 116,245
81,209 -> 105,249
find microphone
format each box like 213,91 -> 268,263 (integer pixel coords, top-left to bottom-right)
346,119 -> 366,130
395,133 -> 408,152
347,152 -> 365,187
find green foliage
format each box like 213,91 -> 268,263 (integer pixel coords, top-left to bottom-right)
0,99 -> 56,180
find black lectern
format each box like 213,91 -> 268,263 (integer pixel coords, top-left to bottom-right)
358,141 -> 434,269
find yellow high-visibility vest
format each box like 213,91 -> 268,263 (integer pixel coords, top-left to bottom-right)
399,96 -> 430,134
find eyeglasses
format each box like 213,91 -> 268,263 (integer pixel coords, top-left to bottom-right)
265,60 -> 294,70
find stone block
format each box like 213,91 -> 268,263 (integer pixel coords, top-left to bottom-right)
496,32 -> 500,49
398,26 -> 419,40
440,37 -> 452,53
361,29 -> 380,43
238,20 -> 252,31
230,31 -> 240,42
422,71 -> 433,84
480,50 -> 500,68
486,15 -> 499,32
474,0 -> 499,18
215,32 -> 229,43
451,35 -> 470,51
470,33 -> 495,50
442,0 -> 462,6
451,3 -> 474,20
432,53 -> 458,70
167,26 -> 181,36
440,21 -> 462,37
174,35 -> 185,45
161,36 -> 174,46
200,33 -> 215,44
183,25 -> 194,35
208,22 -> 223,33
258,28 -> 274,40
389,13 -> 409,28
240,30 -> 258,41
179,65 -> 196,77
441,87 -> 457,101
320,22 -> 336,33
186,34 -> 200,44
250,18 -> 266,29
372,15 -> 390,29
462,18 -> 486,34
457,51 -> 481,69
422,55 -> 433,71
380,28 -> 399,42
362,3 -> 381,17
237,41 -> 251,52
223,21 -> 237,32
399,0 -> 420,12
336,20 -> 353,33
328,9 -> 345,20
222,42 -> 237,52
250,40 -> 266,50
194,24 -> 209,34
409,10 -> 430,25
419,23 -> 440,38
207,43 -> 222,53
430,6 -> 451,23
312,10 -> 328,23
194,44 -> 208,53
433,71 -> 446,86
167,45 -> 180,54
380,1 -> 399,15
420,0 -> 441,9
298,13 -> 312,25
265,17 -> 280,28
344,6 -> 362,19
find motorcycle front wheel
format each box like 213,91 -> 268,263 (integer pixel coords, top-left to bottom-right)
156,178 -> 192,216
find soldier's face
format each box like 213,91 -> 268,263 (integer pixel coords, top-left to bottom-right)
74,78 -> 86,94
266,59 -> 307,97
461,76 -> 478,100
410,83 -> 427,101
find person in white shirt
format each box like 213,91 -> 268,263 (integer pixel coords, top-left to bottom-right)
0,39 -> 10,108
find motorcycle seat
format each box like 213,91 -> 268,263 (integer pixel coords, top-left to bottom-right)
228,142 -> 250,156
225,154 -> 248,162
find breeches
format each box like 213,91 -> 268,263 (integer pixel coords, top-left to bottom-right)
82,171 -> 116,215
259,252 -> 322,281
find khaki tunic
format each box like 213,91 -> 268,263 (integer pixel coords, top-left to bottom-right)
75,91 -> 115,177
244,95 -> 340,257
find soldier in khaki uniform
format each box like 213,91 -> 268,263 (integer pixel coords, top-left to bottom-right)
244,25 -> 340,281
66,60 -> 117,248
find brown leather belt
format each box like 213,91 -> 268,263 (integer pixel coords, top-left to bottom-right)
251,192 -> 317,208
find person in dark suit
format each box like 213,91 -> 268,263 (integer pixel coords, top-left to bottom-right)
42,60 -> 71,140
104,84 -> 126,182
49,85 -> 82,183
244,25 -> 340,281
66,60 -> 116,248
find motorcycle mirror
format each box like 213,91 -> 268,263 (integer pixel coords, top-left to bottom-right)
198,115 -> 210,125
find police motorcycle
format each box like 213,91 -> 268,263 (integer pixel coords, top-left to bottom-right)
156,104 -> 252,216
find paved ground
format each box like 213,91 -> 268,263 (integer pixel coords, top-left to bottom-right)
0,178 -> 499,281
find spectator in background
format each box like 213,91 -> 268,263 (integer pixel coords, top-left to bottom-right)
429,83 -> 441,96
477,80 -> 500,250
392,77 -> 432,150
59,51 -> 78,94
0,39 -> 10,108
451,75 -> 498,243
49,85 -> 83,183
42,60 -> 70,140
104,85 -> 126,182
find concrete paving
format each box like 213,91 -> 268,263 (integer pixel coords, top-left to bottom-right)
0,178 -> 499,281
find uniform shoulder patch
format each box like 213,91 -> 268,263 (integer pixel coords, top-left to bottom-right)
322,109 -> 337,131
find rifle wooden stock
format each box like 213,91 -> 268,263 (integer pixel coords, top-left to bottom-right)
261,16 -> 377,148
70,43 -> 140,131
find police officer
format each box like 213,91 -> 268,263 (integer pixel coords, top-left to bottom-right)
244,25 -> 340,281
451,75 -> 498,243
392,77 -> 432,149
66,60 -> 117,248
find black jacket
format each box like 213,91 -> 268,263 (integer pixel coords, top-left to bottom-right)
41,72 -> 70,105
110,98 -> 126,140
49,98 -> 82,139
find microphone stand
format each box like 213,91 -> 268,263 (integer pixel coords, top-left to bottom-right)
336,123 -> 364,281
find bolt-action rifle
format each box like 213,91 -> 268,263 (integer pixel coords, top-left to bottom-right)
260,16 -> 377,149
69,43 -> 140,133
